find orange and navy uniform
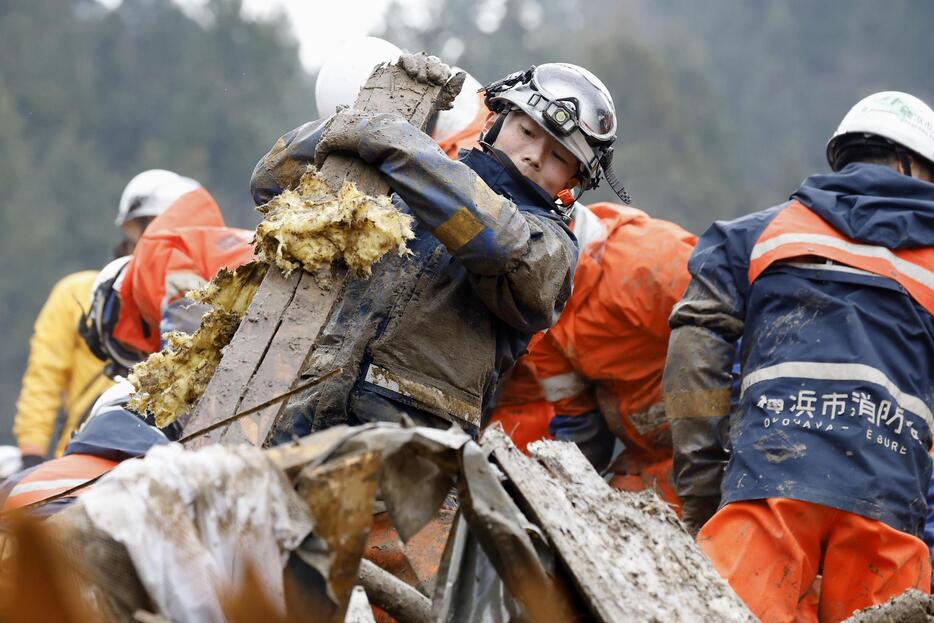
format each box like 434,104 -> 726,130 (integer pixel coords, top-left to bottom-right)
665,162 -> 934,621
113,188 -> 254,354
1,453 -> 116,513
1,398 -> 168,519
491,202 -> 696,508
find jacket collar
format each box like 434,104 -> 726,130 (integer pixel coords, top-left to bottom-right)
793,163 -> 934,249
458,148 -> 560,219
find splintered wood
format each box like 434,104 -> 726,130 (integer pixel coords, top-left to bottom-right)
184,61 -> 447,449
482,425 -> 754,623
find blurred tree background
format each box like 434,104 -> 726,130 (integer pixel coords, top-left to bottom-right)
1,0 -> 931,443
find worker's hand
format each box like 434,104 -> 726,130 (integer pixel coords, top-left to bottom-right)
679,494 -> 721,537
314,108 -> 381,168
399,52 -> 466,112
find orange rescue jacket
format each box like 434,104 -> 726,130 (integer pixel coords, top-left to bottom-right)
1,453 -> 116,512
495,203 -> 697,466
113,188 -> 254,354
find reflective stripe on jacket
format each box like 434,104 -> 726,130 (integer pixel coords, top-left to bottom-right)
13,271 -> 114,457
1,453 -> 116,511
114,188 -> 254,353
750,200 -> 934,314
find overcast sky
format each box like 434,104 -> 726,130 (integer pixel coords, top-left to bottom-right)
96,0 -> 399,70
241,0 -> 395,70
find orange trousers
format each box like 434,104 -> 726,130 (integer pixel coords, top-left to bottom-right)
697,498 -> 931,623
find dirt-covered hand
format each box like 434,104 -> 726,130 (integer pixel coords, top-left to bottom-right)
399,52 -> 451,85
313,108 -> 374,168
399,52 -> 466,112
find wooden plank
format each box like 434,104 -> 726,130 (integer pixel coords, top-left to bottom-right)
481,425 -> 754,623
344,586 -> 376,623
185,60 -> 449,446
217,269 -> 344,447
181,266 -> 300,443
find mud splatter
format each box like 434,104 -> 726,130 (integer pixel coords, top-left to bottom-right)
753,429 -> 807,463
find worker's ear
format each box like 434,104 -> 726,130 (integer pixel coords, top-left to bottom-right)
481,111 -> 498,135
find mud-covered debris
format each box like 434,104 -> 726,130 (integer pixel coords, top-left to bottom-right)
128,261 -> 266,427
254,168 -> 414,277
128,310 -> 241,428
188,261 -> 268,312
843,589 -> 934,623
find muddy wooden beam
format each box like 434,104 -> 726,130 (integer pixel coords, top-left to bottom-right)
358,559 -> 432,623
343,586 -> 376,623
481,424 -> 755,623
185,60 -> 448,450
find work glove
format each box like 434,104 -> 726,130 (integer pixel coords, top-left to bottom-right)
313,53 -> 466,168
313,108 -> 387,168
20,453 -> 44,469
679,494 -> 721,537
399,52 -> 466,111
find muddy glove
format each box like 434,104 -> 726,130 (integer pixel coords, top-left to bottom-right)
399,52 -> 465,111
400,51 -> 450,85
312,108 -> 378,168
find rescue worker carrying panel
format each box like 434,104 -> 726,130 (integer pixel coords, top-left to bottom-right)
251,53 -> 624,439
663,91 -> 934,622
491,201 -> 696,509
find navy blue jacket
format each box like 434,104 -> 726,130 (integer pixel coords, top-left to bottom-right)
663,163 -> 934,535
250,115 -> 577,437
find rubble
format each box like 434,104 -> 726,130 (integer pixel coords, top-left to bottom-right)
1,423 -> 755,623
254,168 -> 414,278
127,262 -> 267,427
844,589 -> 934,623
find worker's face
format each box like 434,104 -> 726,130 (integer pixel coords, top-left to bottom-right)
488,112 -> 579,197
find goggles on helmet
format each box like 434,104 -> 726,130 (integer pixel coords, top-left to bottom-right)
482,64 -> 631,203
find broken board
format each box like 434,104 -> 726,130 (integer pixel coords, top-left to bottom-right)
184,61 -> 447,449
481,425 -> 755,623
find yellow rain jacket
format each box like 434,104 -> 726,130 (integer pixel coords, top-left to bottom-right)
13,271 -> 114,457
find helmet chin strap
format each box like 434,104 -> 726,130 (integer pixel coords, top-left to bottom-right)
599,148 -> 632,205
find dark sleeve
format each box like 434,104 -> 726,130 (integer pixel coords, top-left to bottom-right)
249,119 -> 327,206
355,114 -> 576,333
662,208 -> 778,528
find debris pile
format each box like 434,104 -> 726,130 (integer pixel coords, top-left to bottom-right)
128,262 -> 268,426
254,168 -> 414,277
0,424 -> 755,622
844,589 -> 934,623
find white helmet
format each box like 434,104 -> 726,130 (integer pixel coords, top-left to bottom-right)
432,69 -> 484,142
315,37 -> 403,118
826,91 -> 934,172
482,63 -> 629,203
116,169 -> 201,226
